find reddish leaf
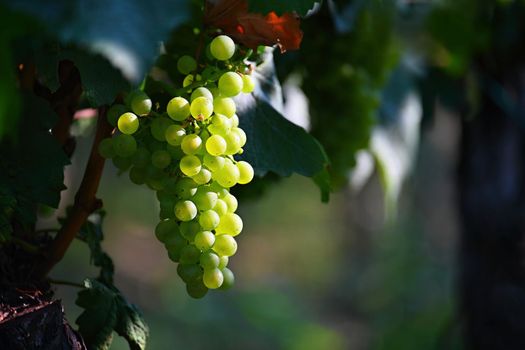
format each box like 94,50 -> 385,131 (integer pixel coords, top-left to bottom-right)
205,0 -> 303,52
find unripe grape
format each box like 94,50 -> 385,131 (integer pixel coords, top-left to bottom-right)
190,87 -> 213,102
231,127 -> 247,147
192,168 -> 212,185
216,213 -> 243,236
203,268 -> 224,289
177,55 -> 197,75
180,155 -> 202,176
236,161 -> 254,184
113,134 -> 137,157
219,268 -> 234,290
167,240 -> 187,262
213,199 -> 228,216
224,132 -> 242,155
192,190 -> 218,211
131,147 -> 151,168
205,134 -> 227,156
180,220 -> 201,241
177,264 -> 202,283
167,97 -> 191,121
130,90 -> 152,116
241,74 -> 255,93
218,256 -> 229,269
190,96 -> 213,120
181,134 -> 202,155
113,156 -> 132,171
98,138 -> 115,159
199,210 -> 220,230
129,166 -> 147,185
223,193 -> 238,212
183,74 -> 201,88
151,117 -> 173,141
195,231 -> 215,251
218,72 -> 243,97
174,200 -> 198,221
203,154 -> 225,172
215,161 -> 240,188
107,104 -> 128,126
213,235 -> 237,257
210,35 -> 235,61
174,178 -> 198,199
180,244 -> 201,264
230,114 -> 239,127
200,251 -> 220,269
213,97 -> 236,118
155,219 -> 180,243
186,280 -> 208,299
165,125 -> 186,146
151,150 -> 172,169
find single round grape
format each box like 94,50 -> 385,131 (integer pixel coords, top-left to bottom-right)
216,213 -> 243,236
98,138 -> 115,159
180,244 -> 201,264
218,256 -> 229,269
215,162 -> 240,188
219,268 -> 235,290
199,210 -> 220,231
195,231 -> 215,251
151,150 -> 172,169
205,135 -> 227,156
113,156 -> 132,171
147,178 -> 166,191
213,199 -> 228,216
165,124 -> 186,146
166,144 -> 185,160
177,263 -> 202,284
210,35 -> 235,61
179,155 -> 202,176
180,220 -> 201,241
129,166 -> 147,185
159,196 -> 177,220
174,200 -> 197,221
231,127 -> 247,147
213,235 -> 237,257
113,134 -> 137,157
190,96 -> 213,121
181,134 -> 202,155
167,241 -> 187,263
130,90 -> 152,116
241,74 -> 255,93
177,55 -> 197,75
192,190 -> 218,211
174,178 -> 198,199
203,268 -> 224,289
203,154 -> 225,172
215,187 -> 230,199
190,87 -> 213,102
224,132 -> 242,155
213,97 -> 236,118
131,147 -> 150,168
151,117 -> 174,141
236,161 -> 254,184
200,251 -> 220,269
146,164 -> 165,181
230,114 -> 239,127
107,104 -> 128,126
192,168 -> 212,185
223,193 -> 238,212
167,97 -> 191,121
218,72 -> 243,97
164,229 -> 186,248
186,280 -> 208,299
155,219 -> 180,243
208,115 -> 232,136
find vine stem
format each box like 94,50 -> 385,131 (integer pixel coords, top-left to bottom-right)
48,278 -> 84,288
35,107 -> 113,279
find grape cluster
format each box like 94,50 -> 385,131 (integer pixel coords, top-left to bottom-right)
99,35 -> 255,298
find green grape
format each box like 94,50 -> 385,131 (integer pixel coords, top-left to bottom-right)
180,220 -> 201,241
148,139 -> 166,152
215,161 -> 240,188
224,132 -> 242,155
113,134 -> 137,157
205,134 -> 227,156
231,114 -> 239,128
231,127 -> 247,147
130,90 -> 152,116
218,72 -> 243,97
181,134 -> 202,155
213,235 -> 237,257
209,85 -> 220,98
215,187 -> 230,199
199,210 -> 220,230
166,144 -> 185,160
151,150 -> 172,169
113,156 -> 132,171
159,197 -> 177,220
146,165 -> 165,181
203,268 -> 224,289
192,190 -> 218,211
179,244 -> 201,264
167,97 -> 191,121
174,178 -> 198,199
223,193 -> 238,212
129,166 -> 147,185
219,268 -> 234,290
190,96 -> 213,120
241,74 -> 255,93
218,256 -> 229,269
199,251 -> 220,269
213,199 -> 228,216
236,161 -> 254,184
167,242 -> 187,263
210,35 -> 235,61
186,280 -> 208,299
216,213 -> 243,236
180,155 -> 202,176
165,125 -> 186,146
190,87 -> 213,102
131,147 -> 151,168
213,97 -> 236,118
177,55 -> 197,75
192,168 -> 212,185
174,200 -> 198,221
107,104 -> 128,126
177,263 -> 202,283
164,229 -> 186,248
155,219 -> 180,243
195,231 -> 215,251
183,74 -> 201,87
98,138 -> 115,159
151,117 -> 174,141
147,178 -> 165,191
203,154 -> 225,172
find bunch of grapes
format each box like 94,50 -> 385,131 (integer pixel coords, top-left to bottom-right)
98,35 -> 256,298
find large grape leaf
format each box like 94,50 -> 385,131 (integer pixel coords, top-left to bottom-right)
4,0 -> 190,83
76,279 -> 149,350
248,0 -> 320,16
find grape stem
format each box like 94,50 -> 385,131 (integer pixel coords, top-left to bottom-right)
34,107 -> 113,279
